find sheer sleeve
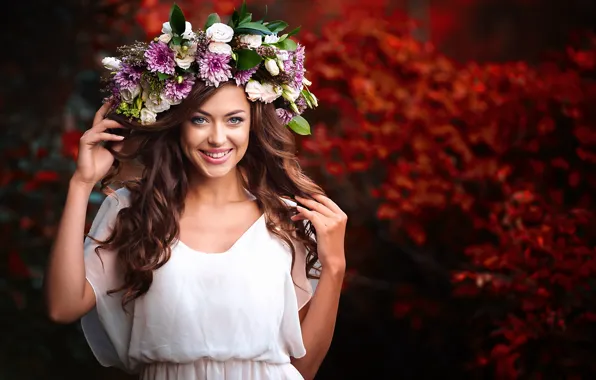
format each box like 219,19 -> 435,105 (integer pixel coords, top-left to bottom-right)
80,188 -> 139,373
281,197 -> 320,310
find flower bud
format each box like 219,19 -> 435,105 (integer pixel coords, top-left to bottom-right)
265,59 -> 280,76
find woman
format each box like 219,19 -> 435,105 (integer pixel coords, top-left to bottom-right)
44,3 -> 346,380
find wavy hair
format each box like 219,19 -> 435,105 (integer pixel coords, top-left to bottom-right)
92,81 -> 323,309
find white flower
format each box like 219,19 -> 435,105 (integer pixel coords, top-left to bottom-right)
245,80 -> 282,103
120,85 -> 141,103
264,34 -> 280,44
238,34 -> 262,48
140,108 -> 157,124
264,59 -> 280,76
303,77 -> 312,86
158,33 -> 172,44
208,42 -> 232,56
282,84 -> 300,102
102,57 -> 121,71
162,21 -> 195,40
206,23 -> 234,43
276,50 -> 289,61
260,83 -> 283,103
144,93 -> 172,113
245,80 -> 264,102
174,42 -> 198,69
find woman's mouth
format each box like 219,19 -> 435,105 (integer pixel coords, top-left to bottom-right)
199,149 -> 233,165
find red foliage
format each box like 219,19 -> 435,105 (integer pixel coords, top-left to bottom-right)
301,7 -> 596,378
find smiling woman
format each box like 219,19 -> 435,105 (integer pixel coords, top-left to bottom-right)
44,3 -> 345,380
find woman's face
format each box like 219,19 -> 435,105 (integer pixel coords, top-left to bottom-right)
180,84 -> 251,179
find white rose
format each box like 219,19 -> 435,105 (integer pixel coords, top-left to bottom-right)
264,34 -> 280,44
140,108 -> 157,124
208,42 -> 232,56
102,57 -> 121,71
276,50 -> 289,61
162,21 -> 195,40
145,94 -> 172,113
238,34 -> 262,48
206,23 -> 234,43
281,84 -> 300,102
264,59 -> 280,76
120,85 -> 141,102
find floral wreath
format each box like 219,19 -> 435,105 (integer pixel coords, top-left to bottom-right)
101,2 -> 317,135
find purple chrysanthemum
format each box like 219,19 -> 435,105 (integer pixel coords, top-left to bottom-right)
114,64 -> 142,91
234,66 -> 259,86
144,41 -> 176,75
281,44 -> 306,89
164,76 -> 196,102
198,52 -> 233,87
276,108 -> 294,124
292,44 -> 306,89
295,95 -> 307,114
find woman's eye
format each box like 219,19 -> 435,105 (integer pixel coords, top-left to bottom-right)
191,116 -> 208,124
229,117 -> 244,125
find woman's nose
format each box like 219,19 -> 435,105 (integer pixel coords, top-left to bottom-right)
207,123 -> 226,146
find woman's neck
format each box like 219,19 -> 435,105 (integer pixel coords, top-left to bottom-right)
186,169 -> 249,206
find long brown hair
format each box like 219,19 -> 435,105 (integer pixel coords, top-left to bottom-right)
94,81 -> 323,309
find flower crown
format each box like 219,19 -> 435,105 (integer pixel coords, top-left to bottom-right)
101,2 -> 317,135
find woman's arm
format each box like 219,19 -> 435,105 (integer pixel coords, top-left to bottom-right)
44,179 -> 97,323
290,194 -> 347,380
291,265 -> 345,380
44,103 -> 125,323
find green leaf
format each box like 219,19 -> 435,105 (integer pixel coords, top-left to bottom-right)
287,26 -> 301,37
239,1 -> 248,20
265,20 -> 288,33
235,22 -> 273,35
275,38 -> 297,51
239,13 -> 253,25
287,115 -> 311,135
229,10 -> 239,27
204,13 -> 221,30
235,49 -> 263,70
171,35 -> 183,46
278,33 -> 288,42
169,3 -> 186,36
157,72 -> 170,81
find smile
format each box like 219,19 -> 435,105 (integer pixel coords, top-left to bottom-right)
199,149 -> 233,164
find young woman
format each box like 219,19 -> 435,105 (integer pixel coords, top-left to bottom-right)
44,4 -> 346,380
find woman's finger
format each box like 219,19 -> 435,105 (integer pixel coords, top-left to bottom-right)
295,195 -> 335,218
93,102 -> 113,126
312,193 -> 344,216
294,205 -> 326,228
83,132 -> 125,145
93,119 -> 125,133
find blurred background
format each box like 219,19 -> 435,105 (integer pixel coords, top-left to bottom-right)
2,0 -> 596,379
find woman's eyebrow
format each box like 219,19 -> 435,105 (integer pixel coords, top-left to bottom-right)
196,109 -> 247,117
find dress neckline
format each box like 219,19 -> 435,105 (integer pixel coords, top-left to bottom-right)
175,213 -> 265,256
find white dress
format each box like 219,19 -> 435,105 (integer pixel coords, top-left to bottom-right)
81,188 -> 315,379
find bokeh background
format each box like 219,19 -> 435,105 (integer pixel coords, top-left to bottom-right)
2,0 -> 596,379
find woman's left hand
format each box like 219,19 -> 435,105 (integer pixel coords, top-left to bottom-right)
291,194 -> 347,272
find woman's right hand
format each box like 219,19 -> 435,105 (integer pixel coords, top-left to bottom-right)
71,102 -> 125,187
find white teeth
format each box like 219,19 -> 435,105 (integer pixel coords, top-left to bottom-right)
203,150 -> 230,159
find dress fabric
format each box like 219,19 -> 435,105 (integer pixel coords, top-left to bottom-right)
81,188 -> 314,380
